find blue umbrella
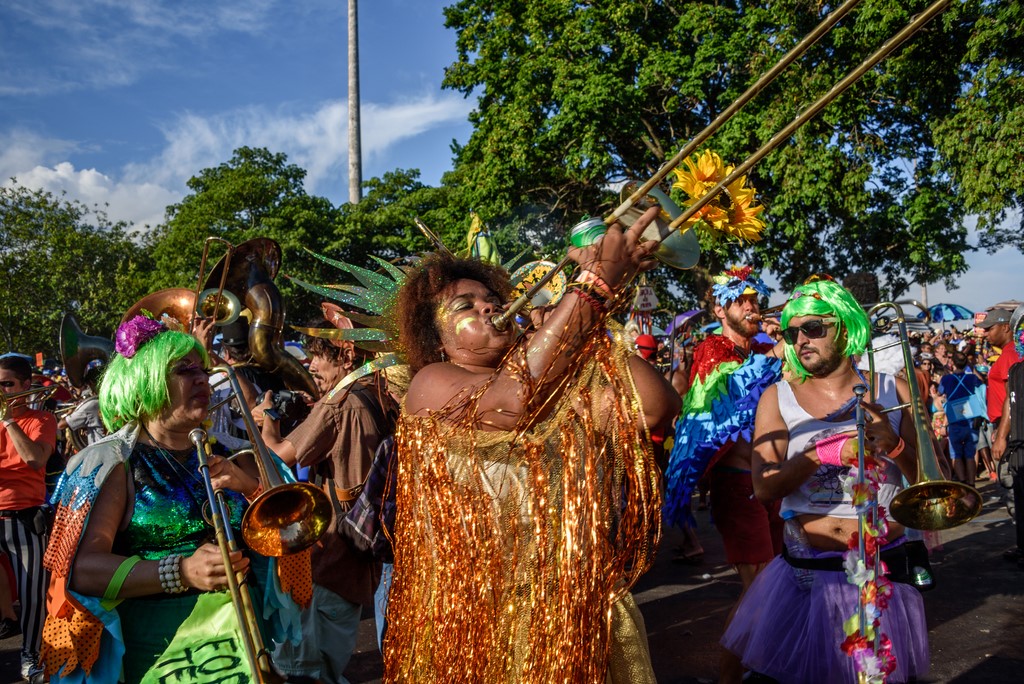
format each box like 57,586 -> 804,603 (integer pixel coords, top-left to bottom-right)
921,303 -> 973,323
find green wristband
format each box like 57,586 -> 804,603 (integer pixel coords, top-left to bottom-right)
102,555 -> 142,601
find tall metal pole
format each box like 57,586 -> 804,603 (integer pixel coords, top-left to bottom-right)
347,0 -> 362,204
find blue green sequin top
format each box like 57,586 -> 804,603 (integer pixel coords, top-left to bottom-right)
112,442 -> 247,560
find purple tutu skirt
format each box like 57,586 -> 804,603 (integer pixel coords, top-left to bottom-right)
721,548 -> 929,684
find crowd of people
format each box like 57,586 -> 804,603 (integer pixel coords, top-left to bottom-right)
1,220 -> 1022,683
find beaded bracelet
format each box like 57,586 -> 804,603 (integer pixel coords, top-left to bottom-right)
570,286 -> 607,315
158,554 -> 188,594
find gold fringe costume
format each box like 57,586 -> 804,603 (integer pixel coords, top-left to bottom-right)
384,329 -> 661,682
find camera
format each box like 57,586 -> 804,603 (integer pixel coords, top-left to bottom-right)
265,390 -> 301,419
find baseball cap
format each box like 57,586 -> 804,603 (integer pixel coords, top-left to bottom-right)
978,309 -> 1011,329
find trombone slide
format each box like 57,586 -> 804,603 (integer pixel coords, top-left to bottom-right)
190,428 -> 283,684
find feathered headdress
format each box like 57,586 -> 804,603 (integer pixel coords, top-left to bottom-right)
711,265 -> 771,307
288,250 -> 411,398
286,214 -> 526,399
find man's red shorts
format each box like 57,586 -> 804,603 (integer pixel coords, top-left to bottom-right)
707,467 -> 783,565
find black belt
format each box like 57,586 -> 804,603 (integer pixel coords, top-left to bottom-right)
782,542 -> 912,582
0,507 -> 39,517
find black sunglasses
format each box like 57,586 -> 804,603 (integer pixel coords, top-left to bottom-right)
0,380 -> 19,389
781,317 -> 839,345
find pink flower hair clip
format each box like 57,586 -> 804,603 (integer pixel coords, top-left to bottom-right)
115,315 -> 167,359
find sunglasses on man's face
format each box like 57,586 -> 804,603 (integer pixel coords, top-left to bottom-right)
781,317 -> 839,345
0,380 -> 19,389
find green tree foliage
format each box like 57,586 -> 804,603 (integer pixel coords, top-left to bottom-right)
0,183 -> 151,356
328,169 -> 454,262
147,149 -> 455,326
440,0 -> 1018,304
933,0 -> 1024,250
146,147 -> 343,324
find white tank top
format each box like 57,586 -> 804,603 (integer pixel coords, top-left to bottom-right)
777,372 -> 905,521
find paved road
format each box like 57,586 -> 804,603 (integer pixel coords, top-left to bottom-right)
4,479 -> 1022,683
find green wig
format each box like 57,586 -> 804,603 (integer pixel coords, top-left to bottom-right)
780,280 -> 869,381
99,331 -> 209,432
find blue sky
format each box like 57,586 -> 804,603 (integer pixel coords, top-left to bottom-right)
1,0 -> 1020,317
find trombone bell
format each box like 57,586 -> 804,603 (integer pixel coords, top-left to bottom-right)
616,183 -> 700,270
242,483 -> 332,557
888,481 -> 982,531
866,301 -> 983,531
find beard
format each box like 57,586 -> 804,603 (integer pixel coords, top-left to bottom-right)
723,308 -> 758,339
799,342 -> 847,377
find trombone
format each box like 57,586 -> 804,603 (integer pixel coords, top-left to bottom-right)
864,301 -> 982,530
185,364 -> 331,681
492,0 -> 952,331
209,364 -> 331,557
189,427 -> 283,684
0,385 -> 60,421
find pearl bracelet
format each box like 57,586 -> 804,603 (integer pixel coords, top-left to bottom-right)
158,554 -> 188,594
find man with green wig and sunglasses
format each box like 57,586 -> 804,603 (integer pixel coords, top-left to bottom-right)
722,278 -> 929,684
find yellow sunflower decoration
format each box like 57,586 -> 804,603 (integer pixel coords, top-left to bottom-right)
671,149 -> 766,242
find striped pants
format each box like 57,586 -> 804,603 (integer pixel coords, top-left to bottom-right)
0,511 -> 48,672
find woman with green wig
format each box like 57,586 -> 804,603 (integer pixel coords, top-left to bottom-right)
39,315 -> 287,683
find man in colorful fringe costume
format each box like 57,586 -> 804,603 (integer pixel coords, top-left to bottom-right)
41,315 -> 308,683
662,265 -> 785,683
722,278 -> 929,684
383,208 -> 681,682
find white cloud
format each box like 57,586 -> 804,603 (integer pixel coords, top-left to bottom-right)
0,130 -> 78,181
126,93 -> 473,196
2,93 -> 472,229
5,161 -> 178,229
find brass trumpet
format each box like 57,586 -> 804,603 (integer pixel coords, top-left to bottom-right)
865,301 -> 981,530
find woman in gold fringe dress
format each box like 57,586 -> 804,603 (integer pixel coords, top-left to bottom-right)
384,207 -> 681,682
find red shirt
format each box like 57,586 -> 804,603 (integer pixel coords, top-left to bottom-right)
0,408 -> 57,509
988,344 -> 1021,423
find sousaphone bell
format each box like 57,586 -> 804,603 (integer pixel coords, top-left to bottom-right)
203,238 -> 319,399
59,313 -> 114,388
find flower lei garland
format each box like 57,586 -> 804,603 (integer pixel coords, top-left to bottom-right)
840,461 -> 897,683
